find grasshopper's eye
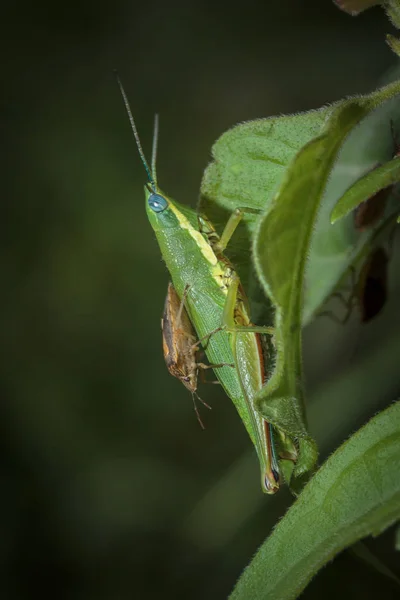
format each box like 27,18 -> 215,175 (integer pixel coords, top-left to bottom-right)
148,193 -> 168,213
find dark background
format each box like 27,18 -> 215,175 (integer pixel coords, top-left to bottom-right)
2,1 -> 400,598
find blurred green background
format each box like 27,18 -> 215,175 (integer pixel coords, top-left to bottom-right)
3,1 -> 400,598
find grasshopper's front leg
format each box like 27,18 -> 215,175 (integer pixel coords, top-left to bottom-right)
198,206 -> 261,259
208,207 -> 261,256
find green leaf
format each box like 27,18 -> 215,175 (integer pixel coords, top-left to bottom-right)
330,156 -> 400,224
253,101 -> 367,483
201,81 -> 400,325
304,87 -> 400,324
200,80 -> 400,490
199,106 -> 334,291
199,108 -> 336,485
386,0 -> 400,30
387,33 -> 400,57
230,401 -> 400,600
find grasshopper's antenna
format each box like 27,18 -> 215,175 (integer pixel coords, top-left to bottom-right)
114,71 -> 156,189
151,114 -> 159,186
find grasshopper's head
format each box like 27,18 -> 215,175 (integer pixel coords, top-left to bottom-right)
144,183 -> 178,234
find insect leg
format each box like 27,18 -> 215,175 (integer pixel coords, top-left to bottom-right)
215,207 -> 261,254
318,266 -> 357,324
191,392 -> 212,430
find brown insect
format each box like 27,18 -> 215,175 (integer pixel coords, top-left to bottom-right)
162,282 -> 228,429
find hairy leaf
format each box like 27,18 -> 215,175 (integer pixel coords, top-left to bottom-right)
230,401 -> 400,600
253,101 -> 367,482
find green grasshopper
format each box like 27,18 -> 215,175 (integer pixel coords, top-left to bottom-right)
117,79 -> 295,493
